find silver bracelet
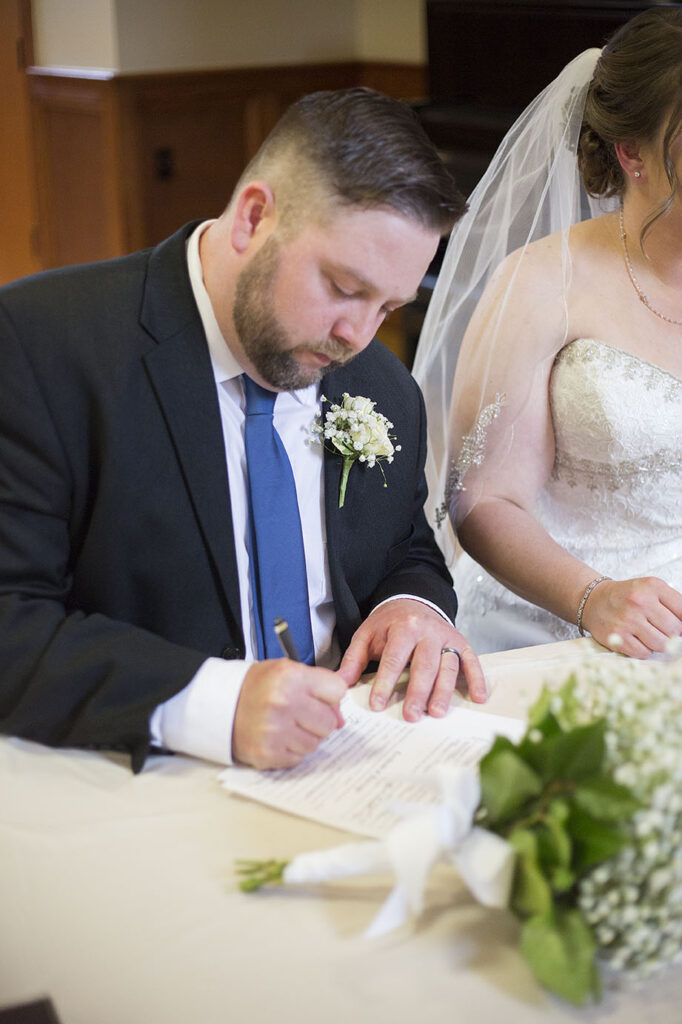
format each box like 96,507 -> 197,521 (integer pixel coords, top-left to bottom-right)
577,576 -> 611,636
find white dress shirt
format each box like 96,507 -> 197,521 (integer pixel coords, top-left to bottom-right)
150,221 -> 451,765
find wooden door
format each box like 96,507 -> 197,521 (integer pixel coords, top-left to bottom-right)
0,0 -> 40,284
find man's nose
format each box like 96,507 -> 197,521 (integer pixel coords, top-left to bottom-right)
331,309 -> 382,353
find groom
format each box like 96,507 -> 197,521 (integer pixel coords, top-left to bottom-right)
0,87 -> 485,772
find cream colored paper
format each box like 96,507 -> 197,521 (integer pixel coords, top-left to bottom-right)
219,687 -> 524,838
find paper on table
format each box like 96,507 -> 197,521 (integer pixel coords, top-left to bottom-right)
218,687 -> 525,839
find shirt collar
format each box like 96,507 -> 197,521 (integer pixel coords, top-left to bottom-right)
186,221 -> 319,408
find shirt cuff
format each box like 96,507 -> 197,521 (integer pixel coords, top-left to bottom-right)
149,657 -> 253,765
372,594 -> 455,629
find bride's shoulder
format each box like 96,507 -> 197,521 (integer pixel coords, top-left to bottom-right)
490,214 -> 612,295
486,232 -> 565,305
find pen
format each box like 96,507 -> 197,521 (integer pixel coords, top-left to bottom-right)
274,617 -> 301,661
275,618 -> 344,730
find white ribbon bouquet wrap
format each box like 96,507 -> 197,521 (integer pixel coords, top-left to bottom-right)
274,765 -> 515,938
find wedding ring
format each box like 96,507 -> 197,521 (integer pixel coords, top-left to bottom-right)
440,647 -> 461,659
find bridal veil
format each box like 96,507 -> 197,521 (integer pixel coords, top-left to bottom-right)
412,48 -> 615,567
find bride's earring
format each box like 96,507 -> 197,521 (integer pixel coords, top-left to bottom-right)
633,170 -> 641,178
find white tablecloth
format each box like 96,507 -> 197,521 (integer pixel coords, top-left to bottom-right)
2,639 -> 680,1024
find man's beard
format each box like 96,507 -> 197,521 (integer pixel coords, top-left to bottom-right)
232,236 -> 354,390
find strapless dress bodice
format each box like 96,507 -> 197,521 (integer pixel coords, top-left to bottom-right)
454,338 -> 682,652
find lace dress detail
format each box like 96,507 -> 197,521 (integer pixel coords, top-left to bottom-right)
453,339 -> 682,653
435,392 -> 506,527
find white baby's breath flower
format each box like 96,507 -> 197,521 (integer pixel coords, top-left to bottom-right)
557,657 -> 682,982
665,636 -> 682,659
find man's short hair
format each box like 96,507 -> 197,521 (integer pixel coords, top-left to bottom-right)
235,87 -> 466,235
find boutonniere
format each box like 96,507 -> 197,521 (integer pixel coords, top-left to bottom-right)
311,393 -> 401,508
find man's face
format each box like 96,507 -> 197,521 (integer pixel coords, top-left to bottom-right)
232,205 -> 441,390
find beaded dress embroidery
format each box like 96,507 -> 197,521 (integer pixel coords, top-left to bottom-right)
453,338 -> 682,652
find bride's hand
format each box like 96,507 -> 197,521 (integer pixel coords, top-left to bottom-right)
581,577 -> 682,657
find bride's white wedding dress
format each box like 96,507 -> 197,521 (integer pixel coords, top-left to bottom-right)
453,338 -> 682,653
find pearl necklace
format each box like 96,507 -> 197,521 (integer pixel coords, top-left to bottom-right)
618,206 -> 682,326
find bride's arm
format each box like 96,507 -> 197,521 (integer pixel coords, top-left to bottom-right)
455,356 -> 602,627
449,241 -> 682,656
459,494 -> 682,657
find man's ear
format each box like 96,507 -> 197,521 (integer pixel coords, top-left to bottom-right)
231,182 -> 277,253
614,140 -> 646,183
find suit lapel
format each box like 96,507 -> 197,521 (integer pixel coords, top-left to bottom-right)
139,226 -> 243,643
320,366 -> 359,627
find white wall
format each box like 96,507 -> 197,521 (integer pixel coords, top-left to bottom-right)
354,0 -> 425,63
114,0 -> 354,71
32,0 -> 425,72
32,0 -> 119,70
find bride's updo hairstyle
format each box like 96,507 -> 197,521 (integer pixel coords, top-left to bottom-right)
578,7 -> 682,244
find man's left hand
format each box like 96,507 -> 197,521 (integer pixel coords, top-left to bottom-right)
337,599 -> 487,721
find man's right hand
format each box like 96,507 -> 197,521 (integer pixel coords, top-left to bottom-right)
232,660 -> 347,769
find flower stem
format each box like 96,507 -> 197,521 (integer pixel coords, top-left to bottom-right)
338,457 -> 354,508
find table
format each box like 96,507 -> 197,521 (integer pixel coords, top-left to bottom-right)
2,638 -> 680,1024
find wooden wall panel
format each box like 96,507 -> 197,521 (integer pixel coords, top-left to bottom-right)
43,108 -> 108,264
30,73 -> 126,267
355,61 -> 426,98
134,99 -> 248,243
116,63 -> 368,251
27,60 -> 427,270
0,0 -> 40,284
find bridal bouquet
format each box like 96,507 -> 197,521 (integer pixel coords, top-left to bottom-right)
237,655 -> 682,1006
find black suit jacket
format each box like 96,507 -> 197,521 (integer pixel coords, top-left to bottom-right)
0,223 -> 457,769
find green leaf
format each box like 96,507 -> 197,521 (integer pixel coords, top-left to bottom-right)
547,797 -> 569,825
573,778 -> 640,822
536,802 -> 572,874
517,714 -> 562,772
523,720 -> 606,783
479,743 -> 543,825
547,720 -> 606,779
555,674 -> 582,724
526,686 -> 554,729
480,734 -> 516,760
520,908 -> 599,1006
523,676 -> 580,744
567,806 -> 629,873
550,866 -> 575,892
509,828 -> 553,918
331,437 -> 354,458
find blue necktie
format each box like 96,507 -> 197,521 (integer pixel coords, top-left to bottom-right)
243,376 -> 315,665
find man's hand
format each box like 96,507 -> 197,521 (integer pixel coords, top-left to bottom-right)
232,660 -> 347,769
337,599 -> 487,721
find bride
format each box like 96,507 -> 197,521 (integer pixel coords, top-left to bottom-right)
413,7 -> 682,658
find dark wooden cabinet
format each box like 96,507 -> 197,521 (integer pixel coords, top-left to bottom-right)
421,0 -> 679,193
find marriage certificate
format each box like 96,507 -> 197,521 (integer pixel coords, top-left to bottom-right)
219,684 -> 525,839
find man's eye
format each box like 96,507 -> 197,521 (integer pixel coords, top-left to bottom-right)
331,281 -> 355,298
